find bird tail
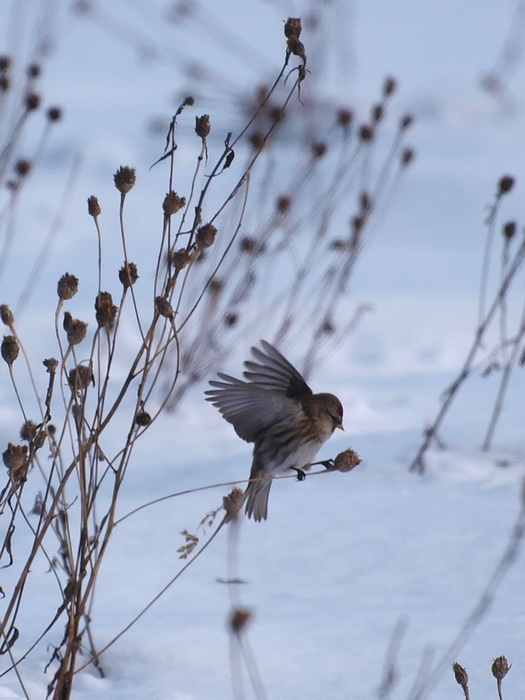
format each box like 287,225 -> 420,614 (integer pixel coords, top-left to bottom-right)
244,478 -> 273,522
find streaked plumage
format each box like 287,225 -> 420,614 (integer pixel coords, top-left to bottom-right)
206,341 -> 343,521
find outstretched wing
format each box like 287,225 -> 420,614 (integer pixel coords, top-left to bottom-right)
205,372 -> 299,443
243,340 -> 312,399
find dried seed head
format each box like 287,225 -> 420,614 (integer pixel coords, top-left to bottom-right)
284,17 -> 302,39
498,175 -> 515,196
359,123 -> 374,142
503,221 -> 516,240
119,262 -> 139,288
43,358 -> 58,373
15,159 -> 31,177
383,76 -> 397,97
229,607 -> 252,634
20,420 -> 38,442
3,443 -> 29,482
196,223 -> 217,249
0,56 -> 10,72
25,92 -> 40,111
95,292 -> 118,328
135,410 -> 152,427
63,313 -> 87,346
87,195 -> 101,217
68,364 -> 94,392
163,191 -> 186,217
491,656 -> 510,681
372,103 -> 384,123
27,62 -> 41,78
0,304 -> 14,326
240,237 -> 257,253
401,147 -> 415,167
155,296 -> 174,319
334,449 -> 362,472
2,335 -> 19,365
400,113 -> 414,130
195,114 -> 211,139
276,195 -> 292,213
337,108 -> 353,129
171,248 -> 192,271
452,662 -> 469,688
311,142 -> 327,158
57,273 -> 79,300
209,278 -> 223,296
224,312 -> 238,327
223,487 -> 244,522
249,131 -> 265,150
47,106 -> 62,122
114,166 -> 136,194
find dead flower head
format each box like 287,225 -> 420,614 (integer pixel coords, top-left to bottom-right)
63,312 -> 87,346
68,364 -> 94,393
196,223 -> 217,249
223,488 -> 244,522
119,262 -> 139,289
163,191 -> 186,217
114,166 -> 136,194
57,273 -> 79,300
87,195 -> 101,217
333,449 -> 362,473
1,335 -> 19,365
229,607 -> 252,635
195,114 -> 210,139
95,292 -> 118,328
3,443 -> 29,483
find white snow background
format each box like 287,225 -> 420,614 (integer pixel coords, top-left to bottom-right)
1,1 -> 525,698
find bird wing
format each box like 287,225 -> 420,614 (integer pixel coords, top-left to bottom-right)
205,373 -> 299,443
242,340 -> 312,398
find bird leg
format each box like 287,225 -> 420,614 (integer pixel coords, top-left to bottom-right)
290,466 -> 306,481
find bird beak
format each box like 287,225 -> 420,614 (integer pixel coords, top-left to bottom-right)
336,423 -> 344,431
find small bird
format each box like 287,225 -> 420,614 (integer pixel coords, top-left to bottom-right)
206,341 -> 344,521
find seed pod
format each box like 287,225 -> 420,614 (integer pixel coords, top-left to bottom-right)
163,191 -> 186,217
284,17 -> 302,39
114,166 -> 136,194
87,195 -> 101,217
155,296 -> 174,319
47,106 -> 62,122
196,223 -> 217,249
0,304 -> 14,326
170,248 -> 192,271
223,487 -> 244,522
2,335 -> 19,365
64,314 -> 87,346
334,449 -> 362,472
498,176 -> 514,195
3,442 -> 28,482
135,410 -> 152,427
95,292 -> 117,328
491,656 -> 510,681
229,607 -> 252,634
68,365 -> 94,392
119,262 -> 139,288
195,115 -> 210,139
57,273 -> 79,300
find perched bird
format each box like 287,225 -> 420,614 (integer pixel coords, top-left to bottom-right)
206,341 -> 344,521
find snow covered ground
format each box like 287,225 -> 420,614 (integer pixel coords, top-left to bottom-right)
1,1 -> 525,698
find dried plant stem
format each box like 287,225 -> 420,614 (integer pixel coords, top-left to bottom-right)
410,235 -> 525,473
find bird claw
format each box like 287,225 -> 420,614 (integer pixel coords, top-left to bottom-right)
320,459 -> 335,470
291,467 -> 306,481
